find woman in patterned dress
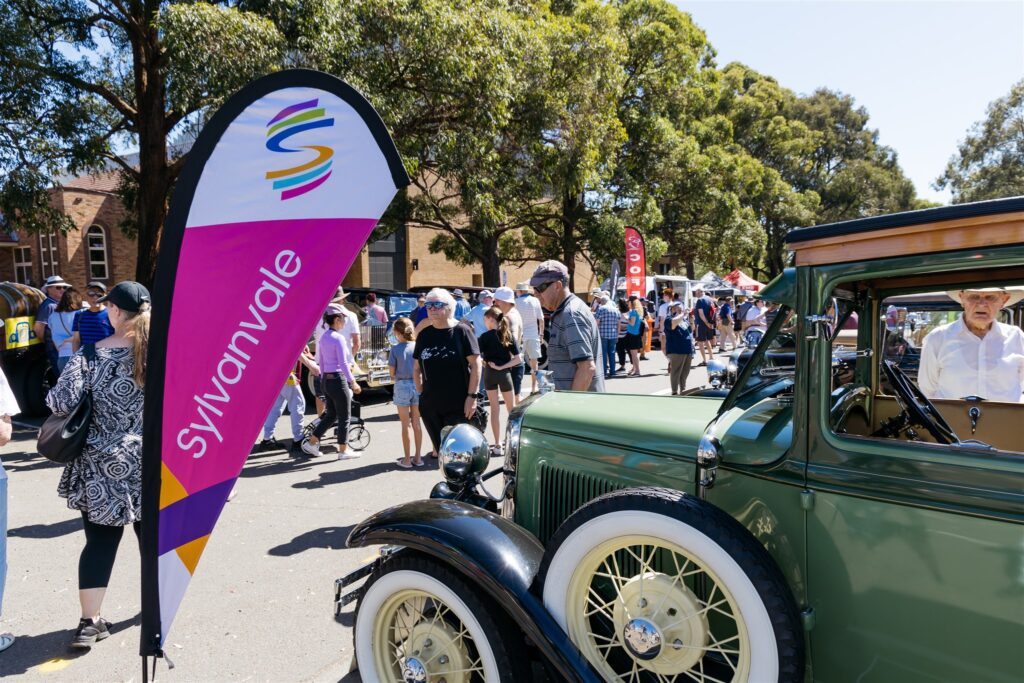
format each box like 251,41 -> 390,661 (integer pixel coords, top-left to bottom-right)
45,281 -> 150,648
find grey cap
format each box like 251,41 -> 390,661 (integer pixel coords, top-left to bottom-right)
452,288 -> 464,297
529,260 -> 569,287
86,281 -> 107,293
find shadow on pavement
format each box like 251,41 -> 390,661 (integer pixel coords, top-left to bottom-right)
267,525 -> 356,556
8,517 -> 81,539
239,455 -> 335,479
0,450 -> 62,473
0,615 -> 137,677
292,462 -> 395,489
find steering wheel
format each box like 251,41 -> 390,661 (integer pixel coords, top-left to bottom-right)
881,360 -> 958,445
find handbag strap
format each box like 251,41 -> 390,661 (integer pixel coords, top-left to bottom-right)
82,343 -> 97,396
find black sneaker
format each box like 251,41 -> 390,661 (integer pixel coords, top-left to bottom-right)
70,617 -> 110,648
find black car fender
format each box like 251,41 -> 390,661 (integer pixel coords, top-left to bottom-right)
347,498 -> 602,683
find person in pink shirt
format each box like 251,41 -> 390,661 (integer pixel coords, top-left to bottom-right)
365,292 -> 388,326
302,310 -> 361,459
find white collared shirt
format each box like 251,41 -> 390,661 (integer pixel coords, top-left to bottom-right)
918,316 -> 1024,403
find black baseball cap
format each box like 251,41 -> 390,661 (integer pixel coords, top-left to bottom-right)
98,281 -> 151,312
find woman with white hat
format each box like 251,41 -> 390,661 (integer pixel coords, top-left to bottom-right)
918,286 -> 1024,402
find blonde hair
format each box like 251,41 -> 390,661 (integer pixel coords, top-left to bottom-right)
127,303 -> 150,388
393,317 -> 415,341
484,306 -> 512,347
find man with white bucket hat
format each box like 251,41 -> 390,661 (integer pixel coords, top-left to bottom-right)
918,286 -> 1024,402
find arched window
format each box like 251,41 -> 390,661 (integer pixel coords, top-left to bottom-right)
87,225 -> 108,280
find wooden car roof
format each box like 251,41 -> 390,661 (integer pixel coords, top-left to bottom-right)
786,196 -> 1024,266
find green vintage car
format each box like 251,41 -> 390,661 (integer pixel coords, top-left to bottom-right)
339,197 -> 1024,682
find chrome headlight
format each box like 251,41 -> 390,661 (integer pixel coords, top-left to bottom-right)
374,349 -> 389,365
706,359 -> 728,388
439,424 -> 489,486
696,434 -> 720,467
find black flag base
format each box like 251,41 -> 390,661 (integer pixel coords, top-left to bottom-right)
142,651 -> 174,682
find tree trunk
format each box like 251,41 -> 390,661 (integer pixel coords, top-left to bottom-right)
480,234 -> 501,288
132,3 -> 169,290
684,257 -> 695,280
561,191 -> 582,291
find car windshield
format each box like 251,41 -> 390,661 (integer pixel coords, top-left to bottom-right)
724,305 -> 795,407
388,295 -> 418,317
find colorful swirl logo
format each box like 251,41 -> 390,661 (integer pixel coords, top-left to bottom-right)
265,98 -> 335,200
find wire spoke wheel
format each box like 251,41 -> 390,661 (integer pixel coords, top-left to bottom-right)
568,535 -> 748,682
355,553 -> 529,683
541,489 -> 806,683
373,589 -> 484,683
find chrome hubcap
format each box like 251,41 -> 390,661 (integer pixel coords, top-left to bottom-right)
622,618 -> 662,660
401,656 -> 427,683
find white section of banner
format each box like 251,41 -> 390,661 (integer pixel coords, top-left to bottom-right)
185,87 -> 397,228
158,550 -> 193,643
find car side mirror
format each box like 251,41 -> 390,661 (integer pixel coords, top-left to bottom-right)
805,296 -> 839,341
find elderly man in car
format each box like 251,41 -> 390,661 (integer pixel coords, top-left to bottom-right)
918,286 -> 1024,403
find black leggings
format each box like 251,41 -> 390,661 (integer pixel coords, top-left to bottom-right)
420,399 -> 468,453
616,337 -> 627,367
79,512 -> 140,590
313,375 -> 351,442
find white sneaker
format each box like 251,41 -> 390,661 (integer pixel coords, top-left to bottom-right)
338,450 -> 362,460
300,439 -> 320,457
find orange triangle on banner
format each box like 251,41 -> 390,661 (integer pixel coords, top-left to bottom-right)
175,535 -> 210,575
160,463 -> 189,509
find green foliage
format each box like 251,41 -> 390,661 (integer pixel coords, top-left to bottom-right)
0,0 -> 927,287
935,80 -> 1024,203
0,0 -> 286,285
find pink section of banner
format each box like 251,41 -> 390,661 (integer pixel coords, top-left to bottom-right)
161,217 -> 377,495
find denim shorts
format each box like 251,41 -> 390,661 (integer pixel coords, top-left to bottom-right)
393,379 -> 419,407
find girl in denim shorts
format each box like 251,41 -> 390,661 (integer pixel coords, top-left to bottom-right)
388,318 -> 423,468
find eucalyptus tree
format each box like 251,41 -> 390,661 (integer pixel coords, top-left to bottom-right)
935,80 -> 1024,203
0,1 -> 284,286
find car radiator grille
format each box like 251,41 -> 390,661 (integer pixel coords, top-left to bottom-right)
538,462 -> 621,543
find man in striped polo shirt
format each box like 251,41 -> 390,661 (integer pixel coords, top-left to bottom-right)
71,281 -> 115,351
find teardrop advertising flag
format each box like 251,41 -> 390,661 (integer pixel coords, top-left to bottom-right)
624,227 -> 646,299
140,70 -> 409,658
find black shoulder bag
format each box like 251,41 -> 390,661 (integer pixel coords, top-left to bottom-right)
38,344 -> 96,464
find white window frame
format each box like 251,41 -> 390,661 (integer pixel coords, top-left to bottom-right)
39,232 -> 58,278
86,225 -> 109,281
12,246 -> 31,284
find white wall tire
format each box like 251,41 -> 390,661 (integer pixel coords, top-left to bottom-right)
354,553 -> 528,682
540,488 -> 804,682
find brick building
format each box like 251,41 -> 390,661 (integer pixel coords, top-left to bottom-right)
3,170 -> 597,294
343,223 -> 597,292
0,171 -> 137,290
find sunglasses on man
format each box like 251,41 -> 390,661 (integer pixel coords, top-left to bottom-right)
534,280 -> 561,294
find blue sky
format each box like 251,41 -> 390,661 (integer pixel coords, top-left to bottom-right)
679,0 -> 1024,203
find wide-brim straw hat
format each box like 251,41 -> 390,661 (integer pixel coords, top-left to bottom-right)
946,286 -> 1024,308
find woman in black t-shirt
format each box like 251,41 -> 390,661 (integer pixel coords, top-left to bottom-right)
413,288 -> 481,457
478,307 -> 522,448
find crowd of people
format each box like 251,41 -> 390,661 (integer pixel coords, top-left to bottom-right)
0,263 -> 764,654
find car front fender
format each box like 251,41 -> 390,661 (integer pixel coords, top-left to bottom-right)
347,498 -> 602,683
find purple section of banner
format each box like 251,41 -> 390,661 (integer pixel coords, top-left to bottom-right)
157,478 -> 236,556
267,98 -> 318,125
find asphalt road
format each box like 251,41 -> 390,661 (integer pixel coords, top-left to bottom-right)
0,350 -> 713,682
